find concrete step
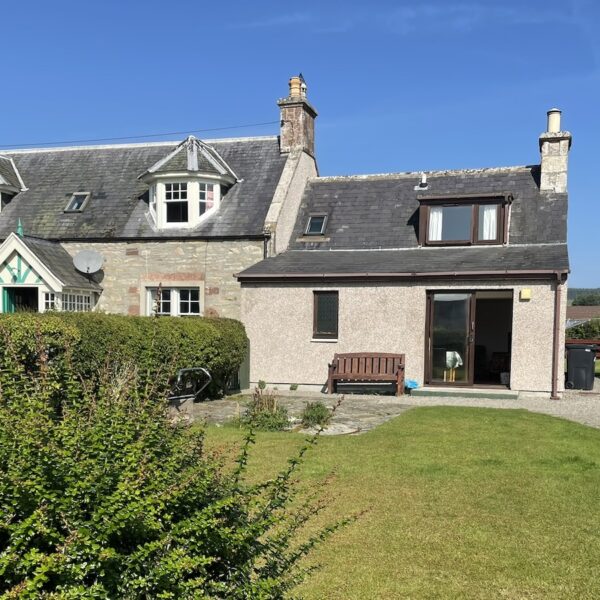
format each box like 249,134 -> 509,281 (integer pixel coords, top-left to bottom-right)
411,386 -> 519,400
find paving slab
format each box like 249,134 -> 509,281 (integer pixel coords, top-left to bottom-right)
172,385 -> 600,434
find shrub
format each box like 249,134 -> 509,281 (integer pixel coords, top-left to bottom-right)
567,318 -> 600,340
0,351 -> 346,597
242,386 -> 289,431
0,312 -> 248,397
290,383 -> 299,391
301,401 -> 332,428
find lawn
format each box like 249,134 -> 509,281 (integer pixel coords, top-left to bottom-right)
205,407 -> 600,599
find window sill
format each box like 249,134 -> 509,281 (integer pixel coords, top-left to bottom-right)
297,235 -> 331,243
311,338 -> 338,343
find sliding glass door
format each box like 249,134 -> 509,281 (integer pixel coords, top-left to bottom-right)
426,292 -> 475,385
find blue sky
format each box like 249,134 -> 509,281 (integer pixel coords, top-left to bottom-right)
1,0 -> 598,285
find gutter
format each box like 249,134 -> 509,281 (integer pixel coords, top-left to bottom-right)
235,268 -> 567,282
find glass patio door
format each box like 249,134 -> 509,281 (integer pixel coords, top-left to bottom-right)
426,292 -> 475,385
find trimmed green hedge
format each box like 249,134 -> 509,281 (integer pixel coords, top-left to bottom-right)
0,313 -> 248,396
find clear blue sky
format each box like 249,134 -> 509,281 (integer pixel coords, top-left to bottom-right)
1,1 -> 598,285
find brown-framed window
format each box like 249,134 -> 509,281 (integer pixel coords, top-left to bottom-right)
418,198 -> 506,246
313,291 -> 338,339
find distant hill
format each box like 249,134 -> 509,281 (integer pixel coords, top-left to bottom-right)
567,288 -> 600,305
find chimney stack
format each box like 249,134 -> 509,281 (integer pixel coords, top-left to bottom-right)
278,74 -> 317,156
539,108 -> 572,194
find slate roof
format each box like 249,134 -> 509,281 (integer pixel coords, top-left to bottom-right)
20,236 -> 101,290
0,136 -> 286,240
0,156 -> 24,190
288,166 -> 566,250
237,164 -> 569,280
237,244 -> 569,280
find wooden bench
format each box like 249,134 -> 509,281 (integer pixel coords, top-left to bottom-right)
327,352 -> 405,396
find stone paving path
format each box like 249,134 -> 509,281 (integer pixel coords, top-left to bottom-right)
175,386 -> 600,435
184,393 -> 411,435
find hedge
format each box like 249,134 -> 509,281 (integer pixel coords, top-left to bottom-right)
0,312 -> 248,396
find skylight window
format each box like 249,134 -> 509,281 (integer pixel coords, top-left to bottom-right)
65,192 -> 90,212
305,214 -> 327,236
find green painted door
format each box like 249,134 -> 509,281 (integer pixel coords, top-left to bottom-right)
2,288 -> 15,313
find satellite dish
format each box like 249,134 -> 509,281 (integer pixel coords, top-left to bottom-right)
73,249 -> 104,274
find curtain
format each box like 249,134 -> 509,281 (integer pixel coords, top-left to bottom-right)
481,205 -> 497,240
428,207 -> 443,241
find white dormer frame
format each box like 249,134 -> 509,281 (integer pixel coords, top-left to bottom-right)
138,136 -> 238,230
0,156 -> 28,193
148,174 -> 224,229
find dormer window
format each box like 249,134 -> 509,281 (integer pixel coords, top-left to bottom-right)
139,136 -> 239,230
419,196 -> 507,246
305,214 -> 327,235
165,182 -> 188,223
65,192 -> 90,213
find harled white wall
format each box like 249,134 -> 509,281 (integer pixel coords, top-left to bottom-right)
241,279 -> 564,395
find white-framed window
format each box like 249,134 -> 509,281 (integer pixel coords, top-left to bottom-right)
62,292 -> 92,312
149,180 -> 221,229
147,287 -> 201,317
44,292 -> 56,311
199,183 -> 215,216
179,288 -> 201,315
65,192 -> 90,212
165,182 -> 188,223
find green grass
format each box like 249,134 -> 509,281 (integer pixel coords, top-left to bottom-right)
205,407 -> 600,599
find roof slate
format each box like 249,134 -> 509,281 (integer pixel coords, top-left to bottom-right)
289,167 -> 567,251
0,137 -> 286,240
20,236 -> 101,289
237,244 -> 569,279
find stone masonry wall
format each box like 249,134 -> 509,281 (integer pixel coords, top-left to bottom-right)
63,240 -> 264,320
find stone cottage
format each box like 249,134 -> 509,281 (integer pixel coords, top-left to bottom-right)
0,75 -> 317,320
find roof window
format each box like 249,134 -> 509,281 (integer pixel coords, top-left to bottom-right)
65,192 -> 90,212
305,214 -> 327,236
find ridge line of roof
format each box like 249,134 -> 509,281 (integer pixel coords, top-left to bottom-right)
311,165 -> 535,182
0,135 -> 279,154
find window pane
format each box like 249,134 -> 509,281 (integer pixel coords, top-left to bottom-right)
314,292 -> 338,338
166,201 -> 188,223
478,204 -> 498,241
428,207 -> 443,241
179,288 -> 200,315
307,216 -> 326,235
440,206 -> 471,241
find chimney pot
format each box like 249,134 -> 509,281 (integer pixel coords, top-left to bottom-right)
547,108 -> 561,133
289,76 -> 303,98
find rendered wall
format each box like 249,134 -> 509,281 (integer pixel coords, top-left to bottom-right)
241,280 -> 564,394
